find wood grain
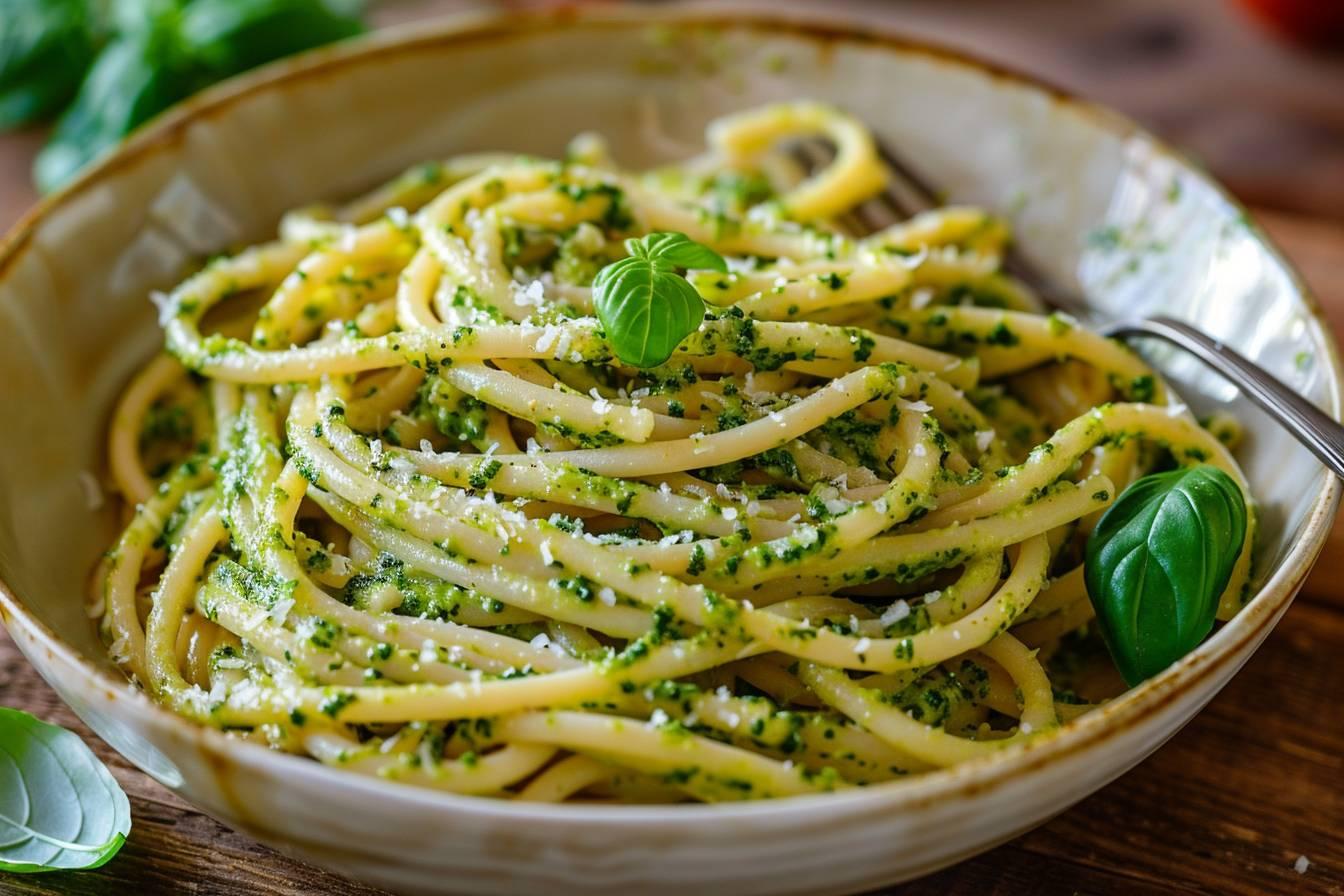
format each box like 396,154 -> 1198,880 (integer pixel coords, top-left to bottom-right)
1,1 -> 1344,894
0,629 -> 386,896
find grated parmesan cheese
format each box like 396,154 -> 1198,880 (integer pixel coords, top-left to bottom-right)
880,600 -> 911,627
268,596 -> 294,625
535,326 -> 559,354
511,278 -> 546,307
149,290 -> 175,325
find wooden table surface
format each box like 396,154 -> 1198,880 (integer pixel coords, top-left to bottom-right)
1,1 -> 1343,894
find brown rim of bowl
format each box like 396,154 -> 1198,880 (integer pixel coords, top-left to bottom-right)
0,6 -> 1338,822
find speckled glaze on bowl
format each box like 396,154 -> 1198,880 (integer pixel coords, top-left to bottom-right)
0,9 -> 1338,896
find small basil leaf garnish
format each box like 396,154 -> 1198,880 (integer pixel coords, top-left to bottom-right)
1084,463 -> 1248,687
631,231 -> 729,273
592,231 -> 727,368
0,707 -> 131,873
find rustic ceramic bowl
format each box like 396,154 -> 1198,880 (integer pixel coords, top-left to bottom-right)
0,9 -> 1337,895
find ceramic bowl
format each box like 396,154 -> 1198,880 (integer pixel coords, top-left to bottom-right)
0,9 -> 1338,895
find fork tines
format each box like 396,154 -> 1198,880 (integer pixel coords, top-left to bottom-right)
789,134 -> 1082,313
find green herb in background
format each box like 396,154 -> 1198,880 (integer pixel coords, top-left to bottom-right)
0,0 -> 366,193
591,231 -> 727,368
181,0 -> 363,78
1084,464 -> 1248,686
0,707 -> 131,873
0,0 -> 101,129
33,9 -> 206,194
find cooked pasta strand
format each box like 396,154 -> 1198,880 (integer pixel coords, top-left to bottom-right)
97,101 -> 1254,803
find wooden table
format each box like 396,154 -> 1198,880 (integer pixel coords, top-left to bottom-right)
1,1 -> 1342,894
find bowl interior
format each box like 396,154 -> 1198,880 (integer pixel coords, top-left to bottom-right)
0,11 -> 1335,722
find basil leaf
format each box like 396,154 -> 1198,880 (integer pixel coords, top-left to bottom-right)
180,0 -> 365,80
592,232 -> 724,368
107,0 -> 190,34
0,708 -> 131,873
1084,464 -> 1247,686
34,22 -> 205,193
632,231 -> 729,273
592,255 -> 705,368
32,0 -> 367,193
0,0 -> 99,129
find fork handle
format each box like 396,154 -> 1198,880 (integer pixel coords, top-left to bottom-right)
1105,315 -> 1344,479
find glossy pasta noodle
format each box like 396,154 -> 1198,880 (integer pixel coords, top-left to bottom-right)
96,102 -> 1254,802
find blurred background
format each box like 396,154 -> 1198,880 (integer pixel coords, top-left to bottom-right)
5,0 -> 1344,332
5,1 -> 1344,219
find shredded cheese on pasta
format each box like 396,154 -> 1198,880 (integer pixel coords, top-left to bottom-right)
97,102 -> 1252,803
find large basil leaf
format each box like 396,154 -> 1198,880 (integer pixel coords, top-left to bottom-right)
180,0 -> 365,79
0,0 -> 100,129
31,0 -> 367,193
0,708 -> 131,872
1084,464 -> 1248,686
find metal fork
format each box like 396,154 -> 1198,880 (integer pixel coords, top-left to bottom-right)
792,138 -> 1344,478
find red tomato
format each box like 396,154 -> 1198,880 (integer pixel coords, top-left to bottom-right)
1235,0 -> 1344,47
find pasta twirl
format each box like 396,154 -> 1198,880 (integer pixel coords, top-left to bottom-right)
98,102 -> 1253,802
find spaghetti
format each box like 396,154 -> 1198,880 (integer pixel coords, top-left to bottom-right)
96,102 -> 1253,802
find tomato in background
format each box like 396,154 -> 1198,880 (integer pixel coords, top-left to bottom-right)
1235,0 -> 1344,48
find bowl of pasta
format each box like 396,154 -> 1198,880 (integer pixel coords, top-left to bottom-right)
0,7 -> 1337,895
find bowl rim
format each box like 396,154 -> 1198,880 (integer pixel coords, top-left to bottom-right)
0,5 -> 1339,825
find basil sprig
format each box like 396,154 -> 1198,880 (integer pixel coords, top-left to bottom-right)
0,708 -> 131,873
591,232 -> 727,368
1084,464 -> 1248,686
1,0 -> 366,193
